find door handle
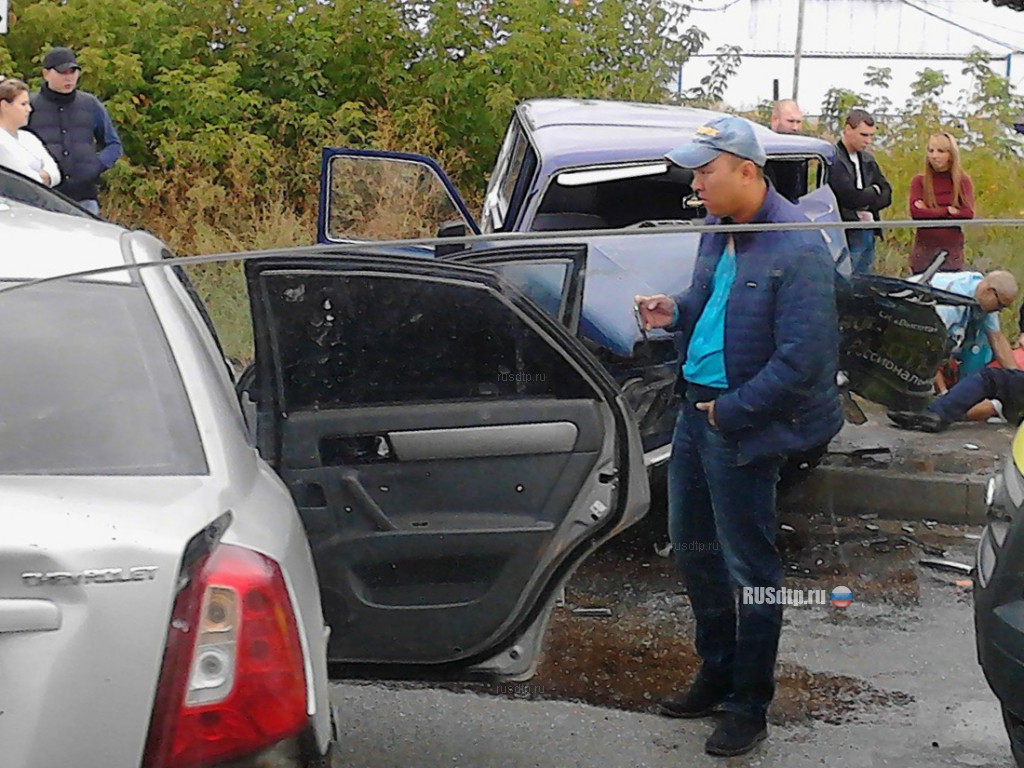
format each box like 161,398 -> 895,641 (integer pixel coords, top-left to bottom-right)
0,599 -> 61,633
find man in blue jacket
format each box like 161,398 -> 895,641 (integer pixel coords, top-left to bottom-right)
636,116 -> 842,757
28,47 -> 122,215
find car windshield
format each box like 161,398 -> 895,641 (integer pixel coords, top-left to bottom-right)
0,280 -> 206,475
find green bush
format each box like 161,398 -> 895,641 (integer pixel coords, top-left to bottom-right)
0,0 -> 706,254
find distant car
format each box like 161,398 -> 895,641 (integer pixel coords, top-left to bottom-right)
975,436 -> 1024,767
316,97 -> 974,482
0,167 -> 649,767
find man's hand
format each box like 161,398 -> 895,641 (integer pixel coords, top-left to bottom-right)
634,294 -> 677,330
697,400 -> 717,428
38,170 -> 51,186
988,329 -> 1019,371
913,199 -> 926,210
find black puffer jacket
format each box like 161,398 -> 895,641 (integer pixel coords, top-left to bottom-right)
28,84 -> 122,202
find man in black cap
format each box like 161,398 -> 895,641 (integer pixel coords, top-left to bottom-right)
28,47 -> 122,214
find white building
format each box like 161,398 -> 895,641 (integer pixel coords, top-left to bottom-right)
679,0 -> 1024,114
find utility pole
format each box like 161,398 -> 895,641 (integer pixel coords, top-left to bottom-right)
793,0 -> 806,100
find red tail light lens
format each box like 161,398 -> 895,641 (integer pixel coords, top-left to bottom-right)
142,544 -> 308,768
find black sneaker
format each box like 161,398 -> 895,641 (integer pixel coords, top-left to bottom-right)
704,711 -> 768,757
887,409 -> 949,433
658,678 -> 730,719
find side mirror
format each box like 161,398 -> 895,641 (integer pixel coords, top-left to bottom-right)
436,220 -> 468,257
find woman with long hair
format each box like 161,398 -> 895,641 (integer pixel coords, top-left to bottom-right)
0,77 -> 61,187
909,131 -> 975,273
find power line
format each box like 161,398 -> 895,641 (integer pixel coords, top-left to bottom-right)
897,0 -> 1023,51
689,0 -> 745,12
907,0 -> 1024,37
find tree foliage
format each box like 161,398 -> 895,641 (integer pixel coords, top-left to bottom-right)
0,0 -> 706,252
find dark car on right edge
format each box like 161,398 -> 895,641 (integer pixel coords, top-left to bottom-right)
975,426 -> 1024,766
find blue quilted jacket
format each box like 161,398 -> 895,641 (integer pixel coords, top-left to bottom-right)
670,186 -> 843,463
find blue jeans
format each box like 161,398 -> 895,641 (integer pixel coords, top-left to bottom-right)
931,368 -> 1024,425
667,401 -> 784,719
78,199 -> 100,215
847,229 -> 876,274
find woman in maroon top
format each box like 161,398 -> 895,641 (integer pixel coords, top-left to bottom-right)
909,131 -> 975,273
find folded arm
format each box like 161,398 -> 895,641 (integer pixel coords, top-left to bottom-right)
830,160 -> 886,211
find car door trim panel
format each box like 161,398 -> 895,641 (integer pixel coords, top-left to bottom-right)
389,422 -> 579,461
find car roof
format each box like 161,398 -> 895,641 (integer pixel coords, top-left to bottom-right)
0,199 -> 134,283
517,98 -> 836,169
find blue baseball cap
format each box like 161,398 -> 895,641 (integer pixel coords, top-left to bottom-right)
666,116 -> 767,169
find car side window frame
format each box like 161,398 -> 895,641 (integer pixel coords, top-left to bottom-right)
481,116 -> 538,233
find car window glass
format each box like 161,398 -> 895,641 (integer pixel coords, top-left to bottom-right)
327,155 -> 467,241
498,134 -> 528,212
486,260 -> 570,320
765,157 -> 823,201
536,164 -> 702,230
256,270 -> 594,410
0,280 -> 207,475
481,122 -> 519,232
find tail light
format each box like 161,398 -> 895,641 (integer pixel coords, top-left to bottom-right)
142,544 -> 308,768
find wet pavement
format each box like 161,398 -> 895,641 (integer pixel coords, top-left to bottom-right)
332,507 -> 1012,766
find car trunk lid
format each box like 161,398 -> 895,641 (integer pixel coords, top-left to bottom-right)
0,475 -> 227,768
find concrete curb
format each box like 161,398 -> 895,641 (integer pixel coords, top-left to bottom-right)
783,464 -> 990,525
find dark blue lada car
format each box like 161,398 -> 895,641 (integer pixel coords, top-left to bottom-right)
317,98 -> 970,480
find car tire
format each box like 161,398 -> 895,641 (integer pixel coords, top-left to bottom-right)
1004,705 -> 1024,768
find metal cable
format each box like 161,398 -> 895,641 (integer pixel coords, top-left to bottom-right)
4,217 -> 1024,295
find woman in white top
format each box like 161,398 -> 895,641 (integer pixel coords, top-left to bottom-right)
0,77 -> 61,187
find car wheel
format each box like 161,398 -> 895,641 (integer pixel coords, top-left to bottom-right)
1004,705 -> 1024,767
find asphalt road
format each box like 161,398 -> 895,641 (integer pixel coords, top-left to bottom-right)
329,531 -> 1012,767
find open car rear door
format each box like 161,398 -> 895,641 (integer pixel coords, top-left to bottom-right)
245,253 -> 648,680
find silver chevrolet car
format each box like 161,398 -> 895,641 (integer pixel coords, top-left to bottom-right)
0,169 -> 648,768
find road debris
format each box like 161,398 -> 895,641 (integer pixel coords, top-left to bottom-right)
963,443 -> 980,451
572,607 -> 613,618
919,558 -> 973,575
